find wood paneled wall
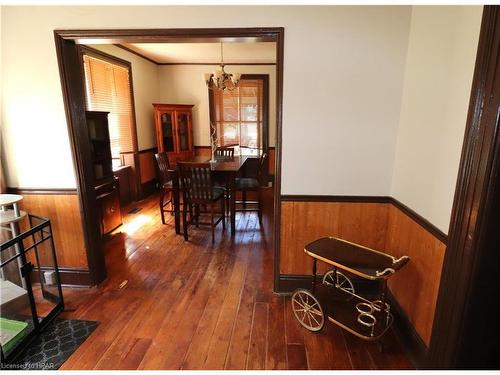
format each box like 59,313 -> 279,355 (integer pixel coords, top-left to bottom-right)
280,201 -> 389,275
385,204 -> 446,346
17,193 -> 88,269
280,198 -> 446,347
139,150 -> 156,184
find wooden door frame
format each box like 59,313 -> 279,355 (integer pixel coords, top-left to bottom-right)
427,5 -> 500,368
53,28 -> 284,286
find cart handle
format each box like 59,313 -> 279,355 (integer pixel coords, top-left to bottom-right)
392,255 -> 410,269
375,268 -> 395,277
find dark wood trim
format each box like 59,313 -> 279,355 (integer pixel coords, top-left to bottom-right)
36,266 -> 92,288
54,28 -> 284,291
141,179 -> 158,197
114,43 -> 159,64
389,198 -> 448,244
79,45 -> 131,69
387,291 -> 428,369
115,42 -> 277,66
138,147 -> 158,154
7,187 -> 78,195
158,62 -> 276,66
273,28 -> 284,294
54,32 -> 107,285
56,28 -> 279,43
428,6 -> 500,369
276,274 -> 312,294
281,194 -> 392,203
280,195 -> 448,244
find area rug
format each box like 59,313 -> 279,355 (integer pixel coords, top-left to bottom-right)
10,318 -> 99,370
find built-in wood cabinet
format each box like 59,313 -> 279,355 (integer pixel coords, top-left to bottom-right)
153,104 -> 195,164
86,111 -> 122,237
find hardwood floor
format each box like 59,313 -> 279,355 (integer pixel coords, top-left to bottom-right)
59,191 -> 412,370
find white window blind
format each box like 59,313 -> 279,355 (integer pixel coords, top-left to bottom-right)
83,54 -> 135,157
213,79 -> 264,155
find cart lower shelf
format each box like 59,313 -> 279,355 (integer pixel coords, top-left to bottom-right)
295,283 -> 393,341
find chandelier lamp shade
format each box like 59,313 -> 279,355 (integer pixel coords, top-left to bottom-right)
203,43 -> 241,91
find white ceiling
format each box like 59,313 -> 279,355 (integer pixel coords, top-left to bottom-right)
121,42 -> 277,64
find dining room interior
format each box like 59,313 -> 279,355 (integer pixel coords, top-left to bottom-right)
1,4 -> 499,371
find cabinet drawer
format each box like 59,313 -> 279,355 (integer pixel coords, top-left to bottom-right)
98,189 -> 122,235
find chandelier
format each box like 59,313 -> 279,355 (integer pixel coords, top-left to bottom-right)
203,42 -> 241,91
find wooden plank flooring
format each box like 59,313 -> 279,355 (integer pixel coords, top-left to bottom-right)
59,192 -> 412,370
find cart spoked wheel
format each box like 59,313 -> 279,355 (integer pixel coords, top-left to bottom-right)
291,289 -> 325,332
322,270 -> 355,295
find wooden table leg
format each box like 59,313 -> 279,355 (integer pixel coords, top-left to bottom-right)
172,171 -> 181,234
229,175 -> 236,236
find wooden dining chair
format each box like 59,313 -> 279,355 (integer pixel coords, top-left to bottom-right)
155,152 -> 175,225
178,162 -> 226,243
215,147 -> 235,158
234,153 -> 268,223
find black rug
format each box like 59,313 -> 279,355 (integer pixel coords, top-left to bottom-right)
10,319 -> 99,370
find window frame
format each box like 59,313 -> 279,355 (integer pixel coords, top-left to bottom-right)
80,45 -> 139,166
208,74 -> 269,154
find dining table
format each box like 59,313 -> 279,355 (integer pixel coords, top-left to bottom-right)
170,155 -> 251,237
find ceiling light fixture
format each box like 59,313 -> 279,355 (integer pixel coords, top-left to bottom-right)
203,42 -> 241,91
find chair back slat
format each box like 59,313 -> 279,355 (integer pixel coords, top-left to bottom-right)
258,152 -> 268,185
155,152 -> 172,185
178,162 -> 215,201
215,147 -> 235,158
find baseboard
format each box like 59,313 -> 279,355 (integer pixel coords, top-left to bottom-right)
35,266 -> 92,287
7,187 -> 78,195
277,274 -> 427,368
276,274 -> 312,294
141,178 -> 159,198
387,291 -> 428,369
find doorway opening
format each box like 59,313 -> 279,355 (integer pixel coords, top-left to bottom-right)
54,28 -> 284,287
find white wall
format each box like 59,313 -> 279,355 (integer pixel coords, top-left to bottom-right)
391,6 -> 482,233
1,5 -> 411,191
89,44 -> 159,151
158,64 -> 276,147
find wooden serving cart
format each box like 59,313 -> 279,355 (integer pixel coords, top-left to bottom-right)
291,237 -> 410,344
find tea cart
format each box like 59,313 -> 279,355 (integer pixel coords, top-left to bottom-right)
291,237 -> 409,344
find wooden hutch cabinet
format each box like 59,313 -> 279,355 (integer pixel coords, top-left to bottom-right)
153,104 -> 195,164
86,111 -> 122,237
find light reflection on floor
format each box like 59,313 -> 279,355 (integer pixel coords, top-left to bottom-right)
120,214 -> 152,236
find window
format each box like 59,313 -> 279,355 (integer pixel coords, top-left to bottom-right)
210,75 -> 268,156
82,50 -> 135,167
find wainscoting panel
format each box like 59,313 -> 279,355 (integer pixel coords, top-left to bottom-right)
279,196 -> 447,363
139,150 -> 156,184
14,191 -> 89,270
280,200 -> 390,275
386,204 -> 446,346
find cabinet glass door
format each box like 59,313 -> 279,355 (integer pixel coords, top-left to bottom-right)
161,112 -> 175,152
176,112 -> 190,152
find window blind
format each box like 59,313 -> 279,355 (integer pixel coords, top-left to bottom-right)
213,79 -> 264,153
83,54 -> 135,157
